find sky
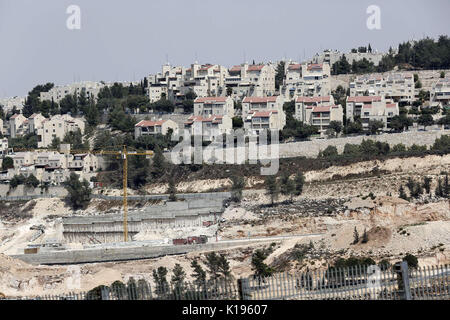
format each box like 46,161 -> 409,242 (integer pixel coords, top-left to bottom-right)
0,0 -> 449,98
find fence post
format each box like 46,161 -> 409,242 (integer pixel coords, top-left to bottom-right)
237,278 -> 251,300
394,261 -> 412,300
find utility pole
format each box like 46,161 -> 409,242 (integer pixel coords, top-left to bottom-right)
122,145 -> 128,242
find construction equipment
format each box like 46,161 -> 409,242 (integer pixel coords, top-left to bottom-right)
12,145 -> 154,242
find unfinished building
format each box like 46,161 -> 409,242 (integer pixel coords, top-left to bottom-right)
62,199 -> 225,243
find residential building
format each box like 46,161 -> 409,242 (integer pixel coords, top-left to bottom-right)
280,62 -> 331,99
430,77 -> 450,109
193,96 -> 234,118
346,96 -> 399,130
39,81 -> 106,103
242,96 -> 286,129
36,114 -> 85,148
295,96 -> 335,122
225,63 -> 276,99
0,96 -> 25,114
28,113 -> 46,133
244,110 -> 284,134
0,119 -> 3,135
9,113 -> 28,138
0,138 -> 8,156
349,73 -> 415,104
311,49 -> 384,66
303,105 -> 344,135
183,115 -> 233,141
134,119 -> 178,138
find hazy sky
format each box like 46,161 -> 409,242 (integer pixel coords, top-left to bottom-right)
0,0 -> 449,98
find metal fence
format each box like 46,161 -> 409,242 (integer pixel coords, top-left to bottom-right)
7,262 -> 449,300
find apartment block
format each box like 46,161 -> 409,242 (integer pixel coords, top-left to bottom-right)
225,63 -> 276,99
36,114 -> 85,148
311,49 -> 384,66
183,115 -> 233,141
244,110 -> 284,134
349,73 -> 415,104
0,96 -> 25,114
9,113 -> 28,138
280,62 -> 331,99
430,77 -> 450,109
346,96 -> 399,130
295,96 -> 335,122
134,119 -> 178,138
39,81 -> 105,103
304,105 -> 344,135
193,96 -> 234,118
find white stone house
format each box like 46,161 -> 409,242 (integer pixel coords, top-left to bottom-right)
134,119 -> 178,138
193,96 -> 234,118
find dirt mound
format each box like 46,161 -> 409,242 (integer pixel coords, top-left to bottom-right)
365,226 -> 392,247
0,253 -> 31,271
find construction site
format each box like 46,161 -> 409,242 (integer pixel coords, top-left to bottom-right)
0,151 -> 448,298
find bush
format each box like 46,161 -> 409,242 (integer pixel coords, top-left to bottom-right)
403,253 -> 419,269
64,172 -> 92,210
319,145 -> 338,158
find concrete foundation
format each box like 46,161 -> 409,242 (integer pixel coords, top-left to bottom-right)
62,199 -> 225,243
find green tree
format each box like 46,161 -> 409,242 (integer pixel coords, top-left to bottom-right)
294,172 -> 305,196
264,175 -> 279,206
151,146 -> 166,177
368,120 -> 384,135
423,176 -> 432,194
280,173 -> 295,202
171,263 -> 186,294
191,259 -> 206,286
275,61 -> 285,90
403,253 -> 419,269
251,248 -> 274,278
25,174 -> 40,189
418,114 -> 434,130
153,266 -> 169,296
328,121 -> 342,137
168,176 -> 177,201
319,145 -> 338,158
64,172 -> 91,210
230,175 -> 245,202
50,136 -> 61,150
1,157 -> 14,170
232,116 -> 243,128
218,254 -> 232,278
440,71 -> 446,78
205,252 -> 221,281
361,229 -> 368,243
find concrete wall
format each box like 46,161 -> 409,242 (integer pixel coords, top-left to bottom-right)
12,236 -> 319,265
63,199 -> 227,244
0,185 -> 67,197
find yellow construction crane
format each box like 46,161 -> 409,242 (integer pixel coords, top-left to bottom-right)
13,145 -> 154,242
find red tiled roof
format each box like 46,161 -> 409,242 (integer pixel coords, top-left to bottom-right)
185,115 -> 223,123
288,64 -> 301,70
249,110 -> 278,117
296,96 -> 331,103
247,65 -> 264,71
312,106 -> 331,112
194,96 -> 228,103
347,96 -> 382,103
229,65 -> 241,72
362,104 -> 372,109
386,103 -> 397,108
242,96 -> 278,103
307,63 -> 323,70
135,120 -> 167,127
10,114 -> 22,119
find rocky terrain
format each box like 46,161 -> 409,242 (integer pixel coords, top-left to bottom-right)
0,153 -> 449,297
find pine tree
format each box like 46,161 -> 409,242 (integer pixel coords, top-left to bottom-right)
152,266 -> 168,296
280,173 -> 295,202
205,252 -> 221,281
191,259 -> 206,287
152,145 -> 166,177
171,263 -> 186,294
218,254 -> 231,279
435,178 -> 443,197
353,227 -> 359,244
230,175 -> 245,202
168,176 -> 177,201
362,229 -> 368,243
264,175 -> 279,206
444,174 -> 449,198
423,176 -> 432,194
294,172 -> 305,196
